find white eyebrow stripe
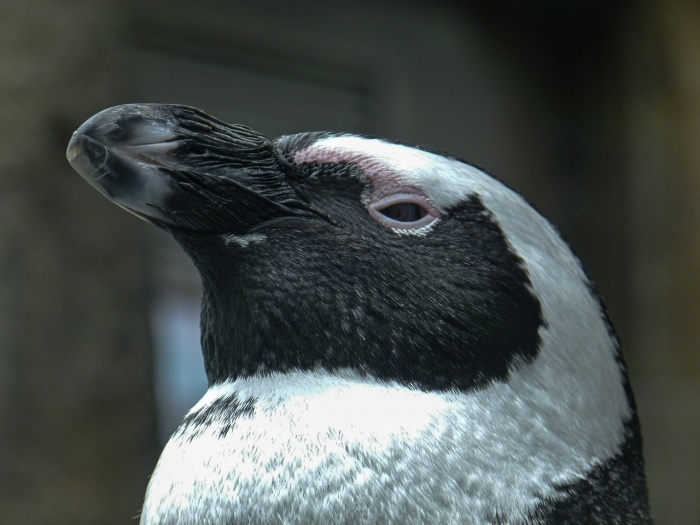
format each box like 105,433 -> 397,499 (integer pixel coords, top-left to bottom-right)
294,136 -> 476,212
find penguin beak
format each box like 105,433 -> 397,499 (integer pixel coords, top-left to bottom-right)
67,103 -> 306,233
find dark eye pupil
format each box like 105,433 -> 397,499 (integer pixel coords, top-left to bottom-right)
380,202 -> 427,223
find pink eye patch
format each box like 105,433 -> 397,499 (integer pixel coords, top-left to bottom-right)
294,142 -> 441,230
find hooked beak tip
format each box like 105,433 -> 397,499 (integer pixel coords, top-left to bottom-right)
66,132 -> 81,163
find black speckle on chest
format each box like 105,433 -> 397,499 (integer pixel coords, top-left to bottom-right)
178,393 -> 257,440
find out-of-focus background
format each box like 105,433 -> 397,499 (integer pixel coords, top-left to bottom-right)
1,1 -> 698,523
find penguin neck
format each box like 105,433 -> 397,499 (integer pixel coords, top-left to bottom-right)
171,232 -> 291,384
198,280 -> 270,385
197,271 -> 341,385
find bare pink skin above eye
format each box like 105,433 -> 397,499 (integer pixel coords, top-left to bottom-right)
293,145 -> 405,191
293,144 -> 441,230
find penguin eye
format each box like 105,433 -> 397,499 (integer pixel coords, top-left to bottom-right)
380,202 -> 427,222
369,193 -> 440,230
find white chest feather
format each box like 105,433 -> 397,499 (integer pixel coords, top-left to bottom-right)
140,364 -> 628,525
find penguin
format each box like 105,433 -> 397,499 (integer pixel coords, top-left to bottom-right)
66,103 -> 652,524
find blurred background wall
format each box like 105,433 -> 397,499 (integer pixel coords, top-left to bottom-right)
1,0 -> 698,523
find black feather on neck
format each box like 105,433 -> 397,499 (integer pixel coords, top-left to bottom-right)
172,194 -> 544,393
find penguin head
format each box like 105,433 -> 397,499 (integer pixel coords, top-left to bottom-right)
66,103 -> 553,391
66,103 -> 630,403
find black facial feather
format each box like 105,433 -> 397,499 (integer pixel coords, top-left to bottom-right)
174,158 -> 544,392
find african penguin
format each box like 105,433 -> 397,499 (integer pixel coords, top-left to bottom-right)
67,104 -> 652,524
